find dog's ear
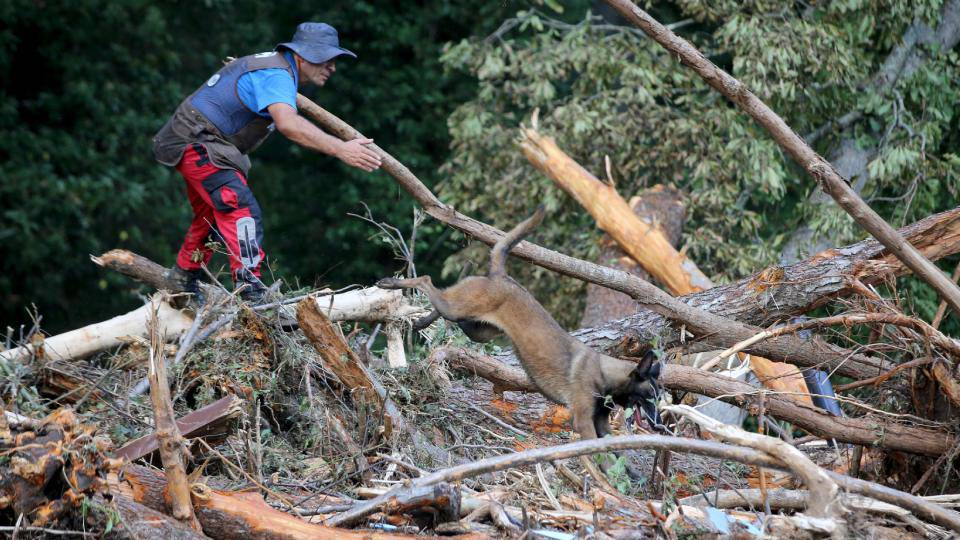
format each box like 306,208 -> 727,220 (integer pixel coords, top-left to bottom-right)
632,350 -> 658,380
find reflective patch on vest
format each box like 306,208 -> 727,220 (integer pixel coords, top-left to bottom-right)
253,51 -> 277,58
206,73 -> 221,87
236,216 -> 261,269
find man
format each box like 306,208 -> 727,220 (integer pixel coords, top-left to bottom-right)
154,22 -> 381,303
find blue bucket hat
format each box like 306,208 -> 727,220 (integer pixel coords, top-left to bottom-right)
276,22 -> 356,64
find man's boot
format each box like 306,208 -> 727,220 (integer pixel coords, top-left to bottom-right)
170,266 -> 205,306
235,271 -> 268,304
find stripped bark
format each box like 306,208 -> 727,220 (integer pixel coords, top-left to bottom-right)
294,94 -> 960,380
601,0 -> 960,316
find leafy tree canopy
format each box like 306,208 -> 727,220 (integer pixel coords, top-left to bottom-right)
439,1 -> 959,327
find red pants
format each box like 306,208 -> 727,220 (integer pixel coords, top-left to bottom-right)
175,144 -> 264,280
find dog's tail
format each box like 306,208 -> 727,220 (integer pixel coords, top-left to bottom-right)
489,205 -> 546,277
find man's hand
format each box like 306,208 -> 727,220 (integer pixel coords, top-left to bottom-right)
337,138 -> 381,172
268,103 -> 382,172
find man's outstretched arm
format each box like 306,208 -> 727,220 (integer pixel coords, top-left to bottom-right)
269,103 -> 381,172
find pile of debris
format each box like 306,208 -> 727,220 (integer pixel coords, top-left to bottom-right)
2,238 -> 959,539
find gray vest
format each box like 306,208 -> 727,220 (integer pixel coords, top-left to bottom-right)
153,52 -> 295,175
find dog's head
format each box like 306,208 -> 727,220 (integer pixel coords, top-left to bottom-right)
621,350 -> 663,431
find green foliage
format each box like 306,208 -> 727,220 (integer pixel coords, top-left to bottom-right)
439,3 -> 959,326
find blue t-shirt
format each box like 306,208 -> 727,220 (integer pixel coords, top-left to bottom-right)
236,51 -> 299,117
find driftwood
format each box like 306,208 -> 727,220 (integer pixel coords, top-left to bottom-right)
295,94 -> 960,381
600,0 -> 960,315
114,394 -> 244,462
667,405 -> 844,521
441,346 -> 953,456
145,308 -> 201,529
119,465 -> 483,540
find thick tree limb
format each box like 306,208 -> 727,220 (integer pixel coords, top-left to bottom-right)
295,95 -> 900,380
602,0 -> 960,316
441,347 -> 953,456
0,293 -> 193,363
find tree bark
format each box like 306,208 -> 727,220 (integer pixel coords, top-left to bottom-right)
441,346 -> 954,456
294,95 -> 885,380
601,0 -> 960,316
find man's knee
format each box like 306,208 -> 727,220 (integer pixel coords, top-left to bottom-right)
202,170 -> 260,214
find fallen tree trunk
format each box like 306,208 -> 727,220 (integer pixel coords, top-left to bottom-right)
600,0 -> 960,316
120,465 -> 483,540
442,347 -> 953,456
0,293 -> 193,363
563,204 -> 960,376
521,128 -> 809,402
294,95 -> 960,379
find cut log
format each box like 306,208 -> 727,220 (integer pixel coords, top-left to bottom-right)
579,185 -> 685,328
120,465 -> 485,540
0,293 -> 193,363
521,128 -> 810,402
441,347 -> 954,456
114,394 -> 244,462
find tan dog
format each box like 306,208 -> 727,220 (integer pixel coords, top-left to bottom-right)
377,206 -> 662,479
